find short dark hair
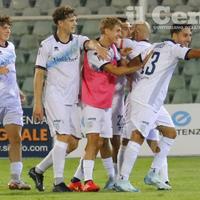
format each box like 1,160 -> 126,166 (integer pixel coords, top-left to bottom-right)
117,17 -> 128,23
0,15 -> 12,27
52,6 -> 76,25
170,24 -> 192,36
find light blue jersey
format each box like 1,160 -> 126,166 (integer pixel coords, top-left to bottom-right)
0,41 -> 21,107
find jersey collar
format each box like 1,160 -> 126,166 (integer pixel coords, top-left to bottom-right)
0,41 -> 9,48
164,39 -> 177,44
54,32 -> 73,44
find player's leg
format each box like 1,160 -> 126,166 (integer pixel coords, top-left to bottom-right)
100,138 -> 115,190
144,107 -> 175,190
81,105 -> 103,192
4,106 -> 31,190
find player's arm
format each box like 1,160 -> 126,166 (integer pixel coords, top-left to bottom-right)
104,50 -> 153,76
0,65 -> 9,74
84,40 -> 109,60
33,67 -> 46,121
127,55 -> 143,67
186,49 -> 200,59
104,63 -> 141,76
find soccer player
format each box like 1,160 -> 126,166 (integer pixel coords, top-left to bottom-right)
28,6 -> 109,192
115,23 -> 200,192
118,21 -> 170,185
0,15 -> 31,190
69,17 -> 151,192
110,17 -> 131,179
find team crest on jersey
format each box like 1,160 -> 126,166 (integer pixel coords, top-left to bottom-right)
54,46 -> 59,51
53,119 -> 62,130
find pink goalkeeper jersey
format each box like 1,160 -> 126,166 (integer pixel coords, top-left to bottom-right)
81,44 -> 120,109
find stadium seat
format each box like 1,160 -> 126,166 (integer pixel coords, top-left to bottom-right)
75,7 -> 92,15
168,75 -> 186,94
22,7 -> 40,16
22,77 -> 34,93
33,21 -> 53,39
162,0 -> 182,6
15,50 -> 26,64
0,1 -> 3,8
11,0 -> 30,15
19,34 -> 39,51
85,0 -> 106,14
171,89 -> 193,104
98,6 -> 118,14
60,0 -> 80,7
173,5 -> 194,12
182,60 -> 199,83
12,22 -> 29,36
150,33 -> 161,43
111,0 -> 132,13
188,0 -> 200,7
2,0 -> 12,8
0,8 -> 14,15
26,49 -> 38,64
35,0 -> 56,15
195,90 -> 200,103
189,75 -> 200,95
81,20 -> 100,36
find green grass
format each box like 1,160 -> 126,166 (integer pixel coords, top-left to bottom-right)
0,157 -> 200,200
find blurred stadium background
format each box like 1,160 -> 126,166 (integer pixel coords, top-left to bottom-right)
1,0 -> 200,107
1,1 -> 200,198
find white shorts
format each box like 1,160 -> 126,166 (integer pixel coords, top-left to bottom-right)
124,101 -> 174,139
146,129 -> 160,141
82,104 -> 112,138
0,105 -> 23,126
44,98 -> 82,138
112,93 -> 125,136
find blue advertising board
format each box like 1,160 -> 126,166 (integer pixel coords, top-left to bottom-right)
0,108 -> 52,157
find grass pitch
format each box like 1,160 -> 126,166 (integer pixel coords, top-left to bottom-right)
0,157 -> 199,200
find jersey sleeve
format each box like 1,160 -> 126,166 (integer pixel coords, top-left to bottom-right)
126,40 -> 144,60
78,35 -> 89,50
173,44 -> 191,60
35,41 -> 49,69
87,50 -> 110,71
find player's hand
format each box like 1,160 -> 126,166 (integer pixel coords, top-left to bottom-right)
95,44 -> 109,60
33,103 -> 44,122
0,66 -> 9,75
19,90 -> 26,104
120,47 -> 132,57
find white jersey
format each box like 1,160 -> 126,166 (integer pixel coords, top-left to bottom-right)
0,41 -> 21,107
131,40 -> 190,111
36,33 -> 89,104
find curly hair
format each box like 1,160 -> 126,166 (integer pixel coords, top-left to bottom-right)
0,15 -> 12,27
52,6 -> 76,25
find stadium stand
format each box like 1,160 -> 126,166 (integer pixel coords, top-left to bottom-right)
172,89 -> 193,104
0,0 -> 198,105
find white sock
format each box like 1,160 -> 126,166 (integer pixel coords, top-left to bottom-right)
159,157 -> 169,182
83,160 -> 94,181
102,157 -> 115,179
74,158 -> 84,180
151,137 -> 175,174
113,163 -> 118,178
117,145 -> 126,176
120,141 -> 141,180
36,149 -> 53,174
10,162 -> 23,182
52,140 -> 68,185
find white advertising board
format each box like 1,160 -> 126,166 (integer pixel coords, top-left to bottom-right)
69,104 -> 200,157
